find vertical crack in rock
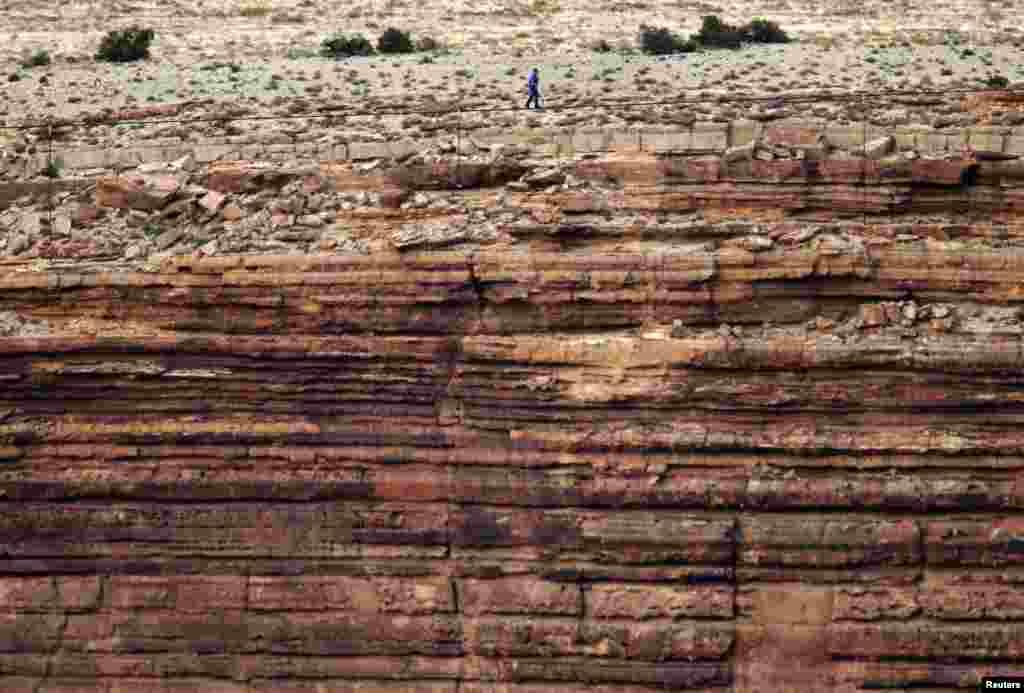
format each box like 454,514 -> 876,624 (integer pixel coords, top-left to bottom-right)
33,580 -> 69,693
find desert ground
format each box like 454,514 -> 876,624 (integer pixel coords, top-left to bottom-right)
0,0 -> 1022,129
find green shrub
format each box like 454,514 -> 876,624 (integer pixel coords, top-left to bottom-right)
21,49 -> 51,69
320,33 -> 374,58
638,25 -> 694,55
43,157 -> 63,179
378,27 -> 414,54
96,26 -> 155,63
985,74 -> 1009,89
695,15 -> 744,49
746,17 -> 789,43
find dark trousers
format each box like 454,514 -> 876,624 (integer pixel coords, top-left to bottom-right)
525,88 -> 540,109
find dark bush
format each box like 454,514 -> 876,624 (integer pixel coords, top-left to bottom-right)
378,27 -> 414,54
746,17 -> 789,43
21,49 -> 51,68
695,15 -> 744,49
639,25 -> 693,55
985,74 -> 1009,89
592,38 -> 613,53
320,33 -> 374,58
96,26 -> 155,63
692,15 -> 789,48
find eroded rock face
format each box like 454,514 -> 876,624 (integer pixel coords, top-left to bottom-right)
1,123 -> 1024,693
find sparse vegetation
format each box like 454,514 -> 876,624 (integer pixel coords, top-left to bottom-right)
320,33 -> 375,58
591,39 -> 613,53
985,74 -> 1009,89
378,27 -> 414,54
639,25 -> 695,55
639,15 -> 789,54
42,157 -> 63,179
746,18 -> 789,44
286,47 -> 318,60
525,0 -> 561,16
96,26 -> 155,63
238,0 -> 272,17
21,49 -> 51,69
694,15 -> 744,49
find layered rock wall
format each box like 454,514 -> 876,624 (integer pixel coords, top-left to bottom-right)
1,121 -> 1024,692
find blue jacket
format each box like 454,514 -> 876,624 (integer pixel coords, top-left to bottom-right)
528,71 -> 539,91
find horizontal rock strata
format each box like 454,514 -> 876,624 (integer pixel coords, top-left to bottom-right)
2,122 -> 1024,692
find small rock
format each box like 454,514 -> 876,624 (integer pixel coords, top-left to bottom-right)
124,242 -> 149,260
171,153 -> 195,171
54,215 -> 71,236
779,226 -> 821,245
71,204 -> 100,227
379,187 -> 410,209
198,190 -> 226,214
5,232 -> 29,255
524,167 -> 565,188
96,174 -> 181,211
20,211 -> 40,237
728,235 -> 774,252
222,204 -> 243,221
154,228 -> 184,251
506,181 -> 529,192
723,141 -> 756,163
859,303 -> 888,328
864,135 -> 895,159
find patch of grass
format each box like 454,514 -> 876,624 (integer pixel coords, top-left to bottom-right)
142,222 -> 162,238
42,157 -> 63,179
286,46 -> 318,59
96,26 -> 155,63
21,49 -> 51,69
524,0 -> 561,15
985,74 -> 1009,89
238,0 -> 272,17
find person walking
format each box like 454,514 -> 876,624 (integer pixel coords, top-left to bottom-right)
525,67 -> 542,110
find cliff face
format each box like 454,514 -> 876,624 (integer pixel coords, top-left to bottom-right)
2,120 -> 1024,693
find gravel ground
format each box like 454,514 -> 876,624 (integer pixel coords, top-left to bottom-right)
0,0 -> 1022,125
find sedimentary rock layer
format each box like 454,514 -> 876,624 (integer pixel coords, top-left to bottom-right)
2,239 -> 1024,693
3,121 -> 1024,691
